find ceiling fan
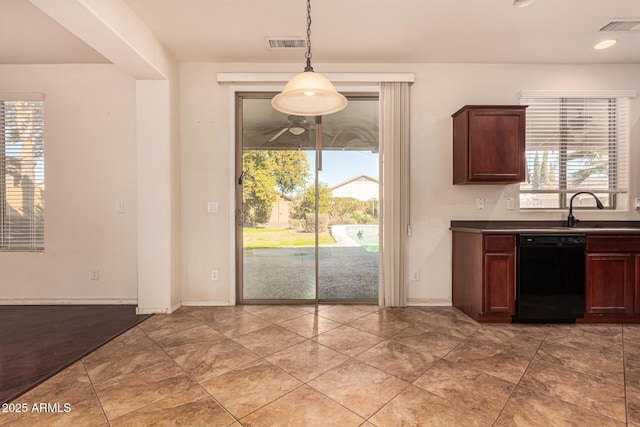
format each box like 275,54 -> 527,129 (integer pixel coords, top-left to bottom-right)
268,115 -> 308,143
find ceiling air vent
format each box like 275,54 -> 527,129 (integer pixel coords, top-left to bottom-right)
600,20 -> 640,32
265,38 -> 307,49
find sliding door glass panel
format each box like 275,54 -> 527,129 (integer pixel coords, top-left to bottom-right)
316,98 -> 379,300
238,94 -> 379,302
240,96 -> 316,300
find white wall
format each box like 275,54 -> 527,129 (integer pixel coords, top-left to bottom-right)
1,62 -> 637,306
0,64 -> 138,303
180,64 -> 232,305
135,72 -> 183,314
407,63 -> 640,305
180,62 -> 640,306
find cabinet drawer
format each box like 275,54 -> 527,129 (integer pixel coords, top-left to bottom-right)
586,236 -> 640,253
484,235 -> 515,252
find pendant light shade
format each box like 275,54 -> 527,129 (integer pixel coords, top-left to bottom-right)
271,0 -> 347,117
272,71 -> 347,116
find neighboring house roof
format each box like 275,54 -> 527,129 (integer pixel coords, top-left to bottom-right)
330,174 -> 379,191
330,174 -> 379,201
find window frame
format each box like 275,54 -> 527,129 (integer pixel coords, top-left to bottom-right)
0,97 -> 45,251
518,90 -> 635,210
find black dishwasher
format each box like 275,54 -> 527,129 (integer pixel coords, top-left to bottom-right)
512,234 -> 586,323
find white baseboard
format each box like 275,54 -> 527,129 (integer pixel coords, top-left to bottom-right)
0,298 -> 138,305
136,307 -> 168,314
136,301 -> 181,315
407,299 -> 452,307
181,301 -> 235,307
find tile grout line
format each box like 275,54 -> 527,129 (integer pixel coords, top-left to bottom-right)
408,323 -> 513,424
25,306 -> 637,425
79,358 -> 111,426
142,319 -> 242,425
150,313 -> 245,426
171,308 -> 360,423
622,324 -> 629,427
292,310 -> 430,424
499,324 -> 628,425
232,313 -> 371,425
492,324 -> 552,424
346,311 -> 455,424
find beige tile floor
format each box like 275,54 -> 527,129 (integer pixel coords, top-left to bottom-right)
2,304 -> 640,426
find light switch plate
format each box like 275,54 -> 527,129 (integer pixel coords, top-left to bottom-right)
635,198 -> 640,210
207,201 -> 219,213
506,197 -> 515,210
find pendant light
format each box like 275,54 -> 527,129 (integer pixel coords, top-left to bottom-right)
271,0 -> 347,116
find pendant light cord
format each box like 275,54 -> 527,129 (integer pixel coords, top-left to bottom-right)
304,0 -> 314,72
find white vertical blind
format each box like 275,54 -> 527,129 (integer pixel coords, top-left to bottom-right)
519,91 -> 633,209
379,82 -> 410,307
1,100 -> 45,250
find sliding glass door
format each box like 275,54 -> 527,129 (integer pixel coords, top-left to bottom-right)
236,93 -> 379,303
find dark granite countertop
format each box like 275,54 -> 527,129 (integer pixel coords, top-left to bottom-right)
450,220 -> 640,234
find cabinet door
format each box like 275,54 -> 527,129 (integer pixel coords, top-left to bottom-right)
467,108 -> 525,182
636,254 -> 640,313
585,253 -> 635,314
483,252 -> 515,314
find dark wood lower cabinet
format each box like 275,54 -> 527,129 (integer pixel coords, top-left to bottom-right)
581,235 -> 640,323
452,232 -> 515,322
453,231 -> 640,324
637,254 -> 640,313
585,253 -> 635,315
483,248 -> 515,316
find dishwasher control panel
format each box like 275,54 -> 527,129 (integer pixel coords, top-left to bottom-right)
518,234 -> 586,246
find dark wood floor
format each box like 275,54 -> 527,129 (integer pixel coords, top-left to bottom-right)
0,305 -> 151,404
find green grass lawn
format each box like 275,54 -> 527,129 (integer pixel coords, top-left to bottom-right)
243,228 -> 335,248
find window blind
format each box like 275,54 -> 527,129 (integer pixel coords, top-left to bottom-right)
519,93 -> 631,209
0,100 -> 45,251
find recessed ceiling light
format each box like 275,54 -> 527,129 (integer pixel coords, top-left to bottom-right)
594,39 -> 618,50
513,0 -> 536,8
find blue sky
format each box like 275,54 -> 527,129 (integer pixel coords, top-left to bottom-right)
305,150 -> 379,187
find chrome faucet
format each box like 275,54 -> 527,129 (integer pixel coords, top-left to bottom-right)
567,191 -> 604,227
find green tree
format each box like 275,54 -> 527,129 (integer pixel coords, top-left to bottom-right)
290,182 -> 332,220
540,150 -> 548,182
242,150 -> 310,225
269,151 -> 310,196
242,151 -> 277,225
329,197 -> 378,224
532,151 -> 541,189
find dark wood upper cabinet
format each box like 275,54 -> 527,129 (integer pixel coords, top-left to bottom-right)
453,105 -> 527,184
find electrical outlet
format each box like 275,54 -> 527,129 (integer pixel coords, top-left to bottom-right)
211,269 -> 219,281
91,269 -> 100,281
635,198 -> 640,210
476,198 -> 485,210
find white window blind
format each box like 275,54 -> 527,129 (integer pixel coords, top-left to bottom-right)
519,91 -> 633,209
0,100 -> 45,251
